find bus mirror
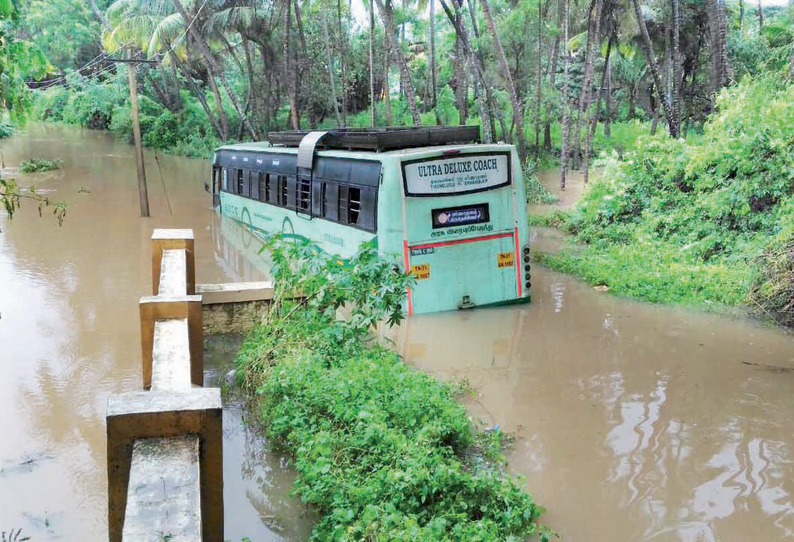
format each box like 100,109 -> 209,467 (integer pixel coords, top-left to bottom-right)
204,181 -> 210,193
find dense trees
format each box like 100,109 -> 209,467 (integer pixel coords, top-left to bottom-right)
13,0 -> 794,185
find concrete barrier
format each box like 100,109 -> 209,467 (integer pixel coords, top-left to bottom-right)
196,282 -> 274,335
106,229 -> 223,542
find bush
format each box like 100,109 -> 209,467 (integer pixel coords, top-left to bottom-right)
544,74 -> 794,321
236,240 -> 549,542
20,158 -> 63,173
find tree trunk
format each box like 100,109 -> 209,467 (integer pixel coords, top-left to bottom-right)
171,53 -> 224,139
604,61 -> 612,136
292,0 -> 314,128
282,0 -> 300,129
206,63 -> 229,139
757,0 -> 764,31
672,0 -> 683,133
574,0 -> 602,170
453,7 -> 468,124
465,0 -> 497,141
739,0 -> 745,36
171,0 -> 258,139
375,0 -> 421,126
89,0 -> 111,32
560,0 -> 570,189
480,0 -> 528,163
440,0 -> 492,141
383,30 -> 394,125
707,0 -> 729,97
583,32 -> 614,184
631,0 -> 678,137
322,15 -> 343,127
337,0 -> 349,126
430,0 -> 438,110
534,0 -> 542,153
544,0 -> 561,150
369,0 -> 376,127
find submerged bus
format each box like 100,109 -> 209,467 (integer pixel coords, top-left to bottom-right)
209,127 -> 531,314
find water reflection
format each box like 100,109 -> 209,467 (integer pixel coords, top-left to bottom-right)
389,231 -> 794,540
0,124 -> 298,540
3,124 -> 794,541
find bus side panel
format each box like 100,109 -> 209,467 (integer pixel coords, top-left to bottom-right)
219,192 -> 374,260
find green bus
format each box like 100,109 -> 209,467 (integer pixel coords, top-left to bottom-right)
210,127 -> 531,314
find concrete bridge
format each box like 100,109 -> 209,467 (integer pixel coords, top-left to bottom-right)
105,229 -> 273,541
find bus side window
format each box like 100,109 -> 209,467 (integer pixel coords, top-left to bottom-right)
257,172 -> 266,202
236,169 -> 244,195
359,189 -> 377,231
348,187 -> 361,225
250,170 -> 259,200
278,176 -> 287,207
298,177 -> 311,211
222,168 -> 228,192
338,185 -> 349,224
266,174 -> 275,204
285,176 -> 297,209
311,180 -> 323,216
324,183 -> 339,221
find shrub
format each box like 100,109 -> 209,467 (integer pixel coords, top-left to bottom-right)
236,239 -> 549,542
20,158 -> 63,173
544,74 -> 794,320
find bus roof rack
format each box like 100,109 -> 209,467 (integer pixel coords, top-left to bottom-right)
267,126 -> 481,152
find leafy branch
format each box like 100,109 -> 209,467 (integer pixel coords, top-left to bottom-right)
1,178 -> 68,230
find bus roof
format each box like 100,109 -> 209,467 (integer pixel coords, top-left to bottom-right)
214,141 -> 515,161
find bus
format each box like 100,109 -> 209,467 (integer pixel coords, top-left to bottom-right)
209,127 -> 531,314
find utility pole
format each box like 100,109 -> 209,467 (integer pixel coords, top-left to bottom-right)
104,50 -> 159,217
127,47 -> 150,217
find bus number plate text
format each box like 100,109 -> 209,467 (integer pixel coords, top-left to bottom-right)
411,263 -> 431,280
410,247 -> 434,256
497,252 -> 515,268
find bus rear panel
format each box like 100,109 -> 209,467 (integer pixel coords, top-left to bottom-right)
399,147 -> 530,314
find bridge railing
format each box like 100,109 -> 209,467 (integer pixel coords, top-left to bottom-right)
106,229 -> 223,542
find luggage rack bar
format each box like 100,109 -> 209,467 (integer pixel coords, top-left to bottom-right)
267,126 -> 480,151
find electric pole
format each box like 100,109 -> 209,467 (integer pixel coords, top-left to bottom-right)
126,47 -> 150,217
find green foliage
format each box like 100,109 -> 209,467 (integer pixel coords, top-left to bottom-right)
544,75 -> 794,322
20,158 -> 63,173
524,162 -> 558,204
0,176 -> 68,228
236,239 -> 548,542
0,122 -> 13,138
34,76 -> 222,159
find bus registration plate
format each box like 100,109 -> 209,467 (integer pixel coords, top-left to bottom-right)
411,263 -> 431,280
497,252 -> 515,268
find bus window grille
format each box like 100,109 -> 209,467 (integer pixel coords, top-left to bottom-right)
237,169 -> 244,195
258,173 -> 266,202
348,187 -> 361,225
321,184 -> 328,217
280,176 -> 288,207
299,179 -> 311,211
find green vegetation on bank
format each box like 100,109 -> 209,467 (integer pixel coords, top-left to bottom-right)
235,240 -> 549,541
20,158 -> 63,173
536,75 -> 794,326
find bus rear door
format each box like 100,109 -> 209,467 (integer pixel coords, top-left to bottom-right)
400,150 -> 524,314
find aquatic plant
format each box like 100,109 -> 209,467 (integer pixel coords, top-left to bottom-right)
236,239 -> 550,541
20,158 -> 62,173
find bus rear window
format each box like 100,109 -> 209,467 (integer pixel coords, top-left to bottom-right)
401,152 -> 510,197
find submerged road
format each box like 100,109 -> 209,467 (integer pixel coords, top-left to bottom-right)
1,123 -> 793,541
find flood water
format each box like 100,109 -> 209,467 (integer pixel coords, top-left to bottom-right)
2,124 -> 794,541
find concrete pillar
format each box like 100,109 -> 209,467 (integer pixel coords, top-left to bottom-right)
152,229 -> 195,296
139,295 -> 203,389
106,389 -> 223,542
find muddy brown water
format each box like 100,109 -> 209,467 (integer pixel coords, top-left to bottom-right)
2,124 -> 794,541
